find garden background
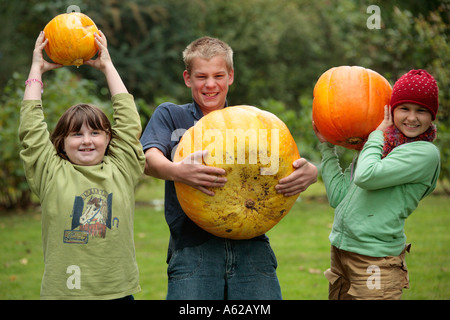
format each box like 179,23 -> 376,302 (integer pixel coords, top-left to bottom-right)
0,0 -> 448,300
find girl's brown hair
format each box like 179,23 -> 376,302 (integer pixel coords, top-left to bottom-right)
50,104 -> 113,161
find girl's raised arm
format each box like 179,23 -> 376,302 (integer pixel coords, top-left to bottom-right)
84,30 -> 127,96
24,31 -> 62,100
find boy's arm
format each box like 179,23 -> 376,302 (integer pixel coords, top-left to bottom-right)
145,147 -> 226,197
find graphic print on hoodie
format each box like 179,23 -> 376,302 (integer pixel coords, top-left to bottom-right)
63,188 -> 113,244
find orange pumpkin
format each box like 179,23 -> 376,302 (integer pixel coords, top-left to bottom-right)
173,105 -> 300,240
312,66 -> 392,150
43,12 -> 99,67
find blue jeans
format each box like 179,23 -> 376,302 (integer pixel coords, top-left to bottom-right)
166,237 -> 282,300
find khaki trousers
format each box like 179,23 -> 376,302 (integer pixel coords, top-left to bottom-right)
324,245 -> 410,300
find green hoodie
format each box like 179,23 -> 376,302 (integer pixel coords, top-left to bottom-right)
19,93 -> 145,299
320,130 -> 440,257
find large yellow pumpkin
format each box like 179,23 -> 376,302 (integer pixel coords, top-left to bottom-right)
43,12 -> 99,67
173,105 -> 300,240
312,66 -> 392,150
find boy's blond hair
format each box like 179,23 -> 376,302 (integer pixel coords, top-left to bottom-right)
183,36 -> 234,75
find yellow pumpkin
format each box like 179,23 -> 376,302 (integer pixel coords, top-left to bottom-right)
43,12 -> 99,67
173,105 -> 300,240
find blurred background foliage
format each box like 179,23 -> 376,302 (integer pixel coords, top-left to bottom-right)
0,0 -> 449,210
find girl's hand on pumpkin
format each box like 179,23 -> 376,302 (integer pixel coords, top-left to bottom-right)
275,158 -> 318,196
84,30 -> 112,71
24,32 -> 62,100
312,121 -> 328,143
30,31 -> 63,74
176,150 -> 227,196
376,105 -> 393,132
84,30 -> 128,95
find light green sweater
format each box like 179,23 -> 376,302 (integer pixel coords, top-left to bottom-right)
19,93 -> 145,299
320,130 -> 440,257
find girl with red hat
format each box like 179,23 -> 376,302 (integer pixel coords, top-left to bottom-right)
314,69 -> 440,300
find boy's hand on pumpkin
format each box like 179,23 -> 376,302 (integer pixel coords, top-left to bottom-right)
275,159 -> 318,196
177,150 -> 227,196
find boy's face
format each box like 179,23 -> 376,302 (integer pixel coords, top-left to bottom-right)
183,55 -> 234,115
64,122 -> 111,166
393,103 -> 433,138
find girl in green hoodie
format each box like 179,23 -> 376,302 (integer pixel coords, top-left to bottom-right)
314,69 -> 440,300
19,31 -> 145,299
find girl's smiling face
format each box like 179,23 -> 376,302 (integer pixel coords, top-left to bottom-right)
393,103 -> 433,138
63,122 -> 110,166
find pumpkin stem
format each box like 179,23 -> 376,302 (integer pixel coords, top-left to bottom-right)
73,58 -> 84,67
347,137 -> 363,145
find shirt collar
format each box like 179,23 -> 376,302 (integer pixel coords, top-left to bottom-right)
189,100 -> 229,120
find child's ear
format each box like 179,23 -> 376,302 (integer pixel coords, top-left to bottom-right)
104,133 -> 112,155
183,70 -> 192,88
228,68 -> 234,85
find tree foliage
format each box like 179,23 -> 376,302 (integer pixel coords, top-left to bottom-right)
1,0 -> 449,209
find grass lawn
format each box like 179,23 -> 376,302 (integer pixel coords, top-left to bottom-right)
1,179 -> 449,300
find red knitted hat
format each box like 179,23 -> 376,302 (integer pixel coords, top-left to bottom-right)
390,69 -> 439,120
